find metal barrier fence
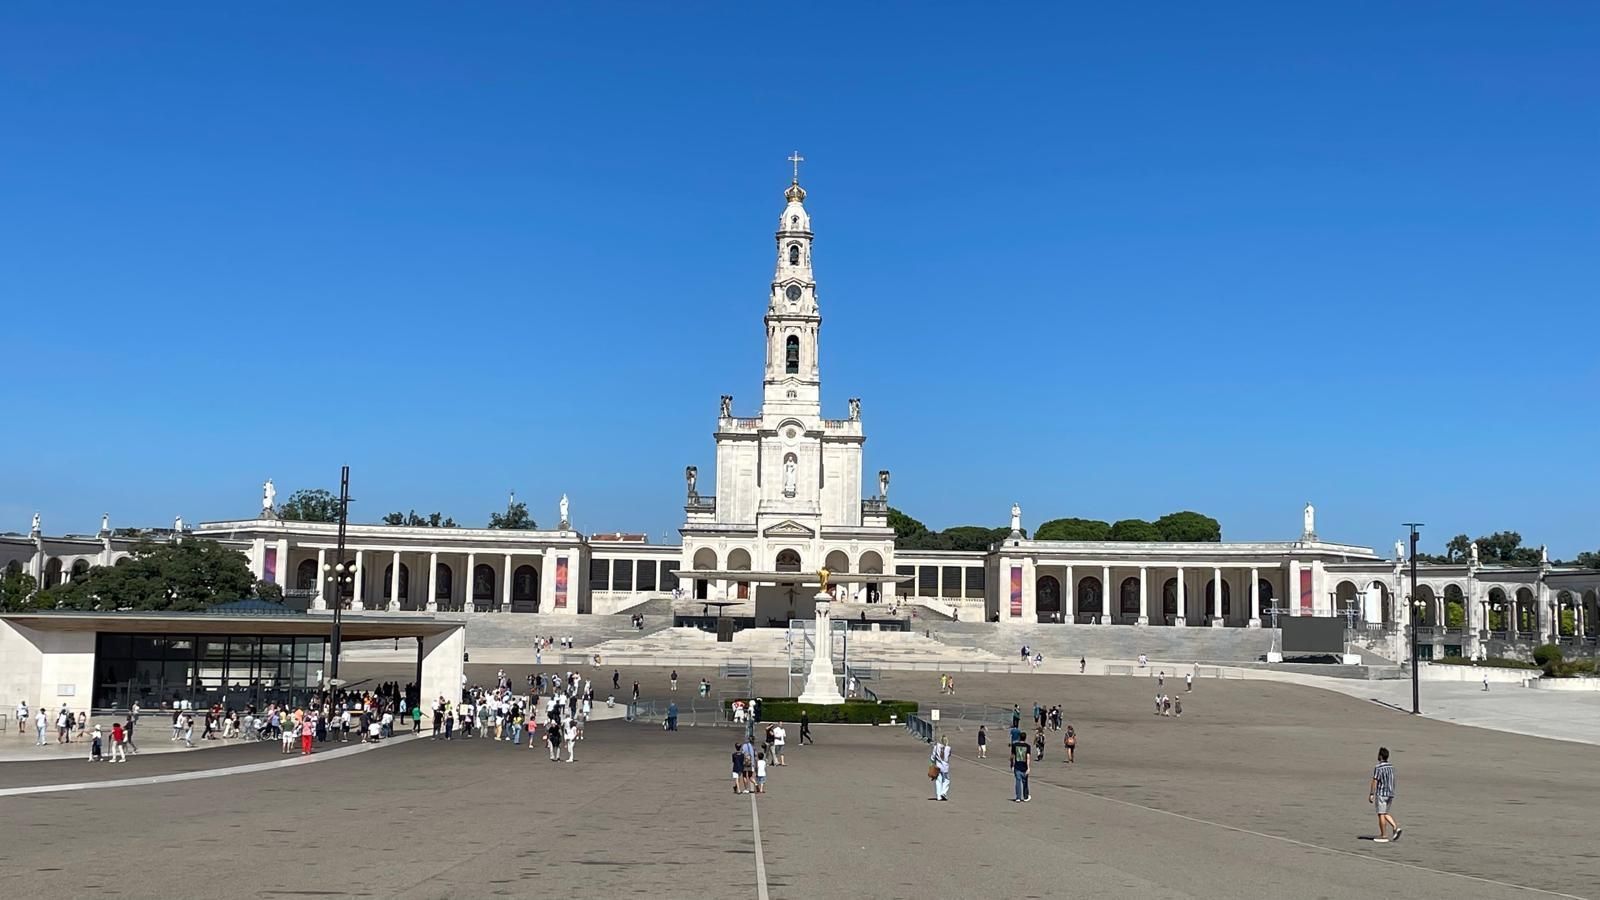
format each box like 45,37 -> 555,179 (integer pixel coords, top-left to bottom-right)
905,714 -> 933,743
625,698 -> 740,728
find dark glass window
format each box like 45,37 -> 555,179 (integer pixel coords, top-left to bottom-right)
612,559 -> 633,592
965,566 -> 986,598
637,561 -> 657,591
589,559 -> 610,591
660,562 -> 679,590
918,566 -> 938,594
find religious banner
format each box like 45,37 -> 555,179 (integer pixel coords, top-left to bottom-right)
263,548 -> 277,585
1299,568 -> 1313,617
555,557 -> 569,609
1010,565 -> 1023,618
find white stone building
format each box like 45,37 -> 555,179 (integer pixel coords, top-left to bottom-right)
677,170 -> 899,624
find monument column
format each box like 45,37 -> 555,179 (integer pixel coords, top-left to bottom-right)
1137,566 -> 1149,625
314,547 -> 328,610
1101,565 -> 1111,624
1249,566 -> 1261,627
1211,566 -> 1224,627
464,552 -> 477,612
426,552 -> 439,612
351,549 -> 365,611
389,551 -> 401,611
1175,566 -> 1186,627
502,553 -> 514,612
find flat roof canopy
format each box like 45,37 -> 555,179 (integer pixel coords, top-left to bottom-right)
1,611 -> 461,640
686,570 -> 910,584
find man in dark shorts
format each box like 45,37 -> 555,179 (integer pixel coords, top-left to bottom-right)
731,742 -> 747,794
1368,746 -> 1402,842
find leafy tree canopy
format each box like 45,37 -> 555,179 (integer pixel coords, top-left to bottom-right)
1575,550 -> 1600,570
487,500 -> 536,530
279,488 -> 341,523
888,508 -> 1013,550
0,567 -> 40,612
1108,518 -> 1164,541
41,539 -> 262,611
1153,511 -> 1222,542
383,510 -> 458,528
1035,518 -> 1111,541
1418,531 -> 1545,566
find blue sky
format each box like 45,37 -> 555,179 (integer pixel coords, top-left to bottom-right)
2,3 -> 1595,556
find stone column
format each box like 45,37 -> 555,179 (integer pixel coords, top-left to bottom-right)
1064,565 -> 1074,624
464,551 -> 476,613
502,553 -> 513,612
1287,560 -> 1301,616
314,547 -> 328,610
1137,566 -> 1149,626
426,552 -> 439,612
1249,567 -> 1261,627
351,549 -> 365,611
389,550 -> 401,611
1174,567 -> 1186,627
275,538 -> 290,586
1101,565 -> 1111,624
1207,566 -> 1221,626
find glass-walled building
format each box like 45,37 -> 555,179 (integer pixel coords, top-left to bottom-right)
93,632 -> 327,711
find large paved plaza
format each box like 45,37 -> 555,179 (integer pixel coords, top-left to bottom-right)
1,666 -> 1595,899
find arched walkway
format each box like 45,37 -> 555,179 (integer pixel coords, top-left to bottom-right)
728,549 -> 752,599
43,558 -> 62,589
1514,587 -> 1537,636
1443,584 -> 1465,633
692,548 -> 717,601
1585,589 -> 1600,638
70,559 -> 90,581
512,565 -> 540,612
1161,578 -> 1178,626
1413,585 -> 1438,628
1076,576 -> 1103,624
858,551 -> 884,603
472,564 -> 496,610
435,563 -> 454,610
1119,577 -> 1140,623
296,559 -> 317,591
1036,575 -> 1061,623
1486,587 -> 1510,634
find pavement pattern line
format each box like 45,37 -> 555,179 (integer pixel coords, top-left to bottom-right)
0,734 -> 420,797
956,752 -> 1591,900
750,791 -> 770,900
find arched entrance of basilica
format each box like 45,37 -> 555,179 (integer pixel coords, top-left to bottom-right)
1036,576 -> 1061,623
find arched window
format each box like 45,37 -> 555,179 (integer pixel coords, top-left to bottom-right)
296,559 -> 317,591
775,550 -> 802,573
785,335 -> 799,374
788,243 -> 800,266
435,563 -> 453,602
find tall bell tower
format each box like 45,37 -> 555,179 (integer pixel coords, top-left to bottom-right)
762,151 -> 821,418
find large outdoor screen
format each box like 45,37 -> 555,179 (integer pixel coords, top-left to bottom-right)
1281,617 -> 1346,655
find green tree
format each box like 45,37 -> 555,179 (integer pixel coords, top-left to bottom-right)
887,507 -> 929,543
279,488 -> 341,523
1153,511 -> 1222,542
1034,518 -> 1110,541
254,580 -> 284,602
938,526 -> 1012,551
1108,518 -> 1162,541
1445,598 -> 1465,629
43,539 -> 258,611
0,567 -> 40,611
383,510 -> 458,527
1575,550 -> 1600,569
487,500 -> 536,530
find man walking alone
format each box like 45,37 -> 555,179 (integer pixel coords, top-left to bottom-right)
930,736 -> 951,801
1010,730 -> 1031,802
1368,746 -> 1402,843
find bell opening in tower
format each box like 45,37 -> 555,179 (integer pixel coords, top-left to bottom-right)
785,335 -> 799,374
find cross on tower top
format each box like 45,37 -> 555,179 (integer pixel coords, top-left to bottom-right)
788,150 -> 804,183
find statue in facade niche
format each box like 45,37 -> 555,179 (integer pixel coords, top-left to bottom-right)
783,456 -> 798,495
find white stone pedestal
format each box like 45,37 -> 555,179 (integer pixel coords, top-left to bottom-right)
797,596 -> 845,706
1174,617 -> 1186,628
1247,618 -> 1261,629
1266,651 -> 1283,663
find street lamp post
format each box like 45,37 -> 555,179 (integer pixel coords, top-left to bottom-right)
321,466 -> 354,687
1403,523 -> 1424,715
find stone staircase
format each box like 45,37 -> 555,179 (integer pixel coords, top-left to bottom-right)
926,622 -> 1280,665
435,612 -> 672,649
585,625 -> 1009,668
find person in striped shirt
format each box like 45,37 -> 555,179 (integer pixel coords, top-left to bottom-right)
1368,747 -> 1402,843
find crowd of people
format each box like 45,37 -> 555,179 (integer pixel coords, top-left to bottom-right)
427,667 -> 599,763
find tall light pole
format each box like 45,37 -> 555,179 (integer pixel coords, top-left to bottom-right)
1403,523 -> 1424,715
321,466 -> 354,686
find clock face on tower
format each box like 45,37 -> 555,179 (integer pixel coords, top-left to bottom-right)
785,284 -> 802,302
